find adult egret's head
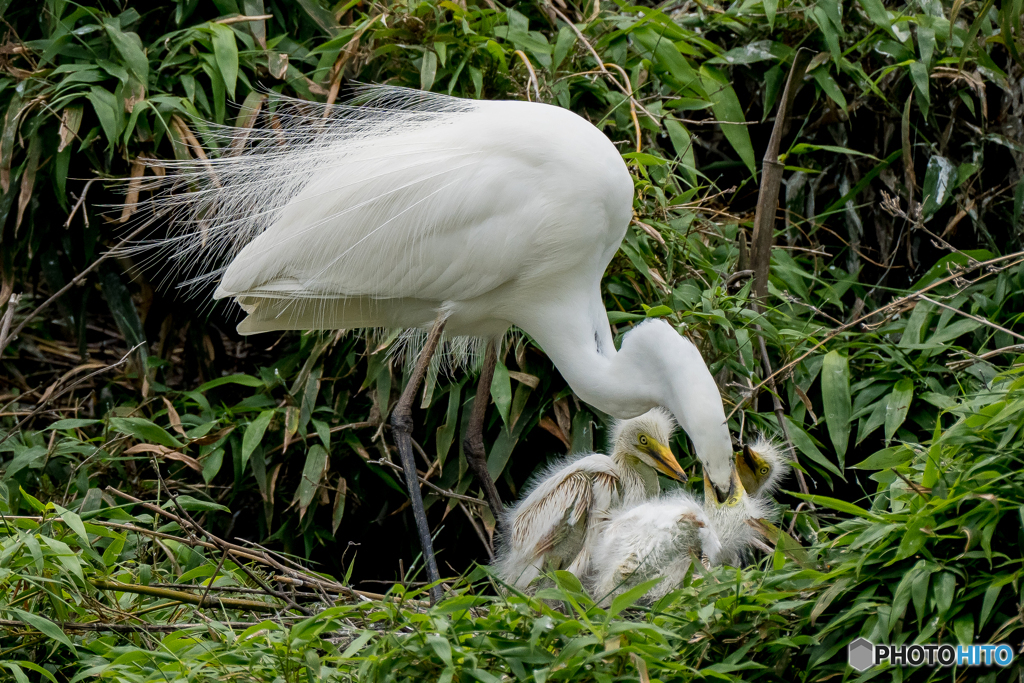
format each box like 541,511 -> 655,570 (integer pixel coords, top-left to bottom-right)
703,464 -> 745,509
613,320 -> 734,501
610,408 -> 687,482
735,436 -> 789,497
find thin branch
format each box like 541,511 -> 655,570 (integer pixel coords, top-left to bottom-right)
374,457 -> 488,505
457,501 -> 495,563
548,7 -> 654,120
5,219 -> 155,351
0,345 -> 140,446
918,295 -> 1024,343
726,249 -> 1024,421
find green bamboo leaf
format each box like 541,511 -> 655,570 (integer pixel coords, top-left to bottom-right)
99,267 -> 146,363
7,662 -> 55,683
810,68 -> 847,109
202,448 -> 225,484
634,27 -> 701,91
209,23 -> 238,99
953,614 -> 974,645
699,66 -> 756,175
46,419 -> 100,430
884,379 -> 914,444
196,373 -> 264,392
552,26 -> 575,71
608,578 -> 663,618
490,358 -> 512,427
242,410 -> 274,471
856,0 -> 895,36
163,495 -> 230,512
792,493 -> 884,521
332,478 -> 346,534
821,351 -> 851,462
298,445 -> 329,518
86,87 -> 124,149
435,384 -> 463,469
785,417 -> 843,477
426,634 -> 454,667
7,609 -> 77,654
109,417 -> 183,448
103,20 -> 149,85
420,51 -> 438,91
39,535 -> 84,581
53,504 -> 91,548
852,446 -> 912,470
921,155 -> 956,219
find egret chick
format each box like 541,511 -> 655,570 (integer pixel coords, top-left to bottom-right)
591,464 -> 779,604
494,409 -> 685,590
735,435 -> 789,498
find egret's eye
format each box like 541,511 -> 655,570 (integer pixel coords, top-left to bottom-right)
760,466 -> 770,475
638,434 -> 649,446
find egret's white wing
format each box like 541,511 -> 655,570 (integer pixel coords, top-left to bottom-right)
495,454 -> 621,590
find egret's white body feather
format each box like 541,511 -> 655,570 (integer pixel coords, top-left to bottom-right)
132,86 -> 736,496
590,490 -> 775,604
589,491 -> 720,602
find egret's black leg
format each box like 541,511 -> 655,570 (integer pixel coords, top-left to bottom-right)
391,313 -> 447,605
464,340 -> 505,534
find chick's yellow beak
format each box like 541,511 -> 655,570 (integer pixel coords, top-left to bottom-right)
647,440 -> 687,483
703,466 -> 745,507
735,444 -> 760,493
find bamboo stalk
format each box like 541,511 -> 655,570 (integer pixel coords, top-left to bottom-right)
90,579 -> 283,613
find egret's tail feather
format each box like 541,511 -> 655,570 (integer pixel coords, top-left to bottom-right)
113,84 -> 482,309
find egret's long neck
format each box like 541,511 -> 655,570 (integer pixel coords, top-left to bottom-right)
516,296 -> 735,493
516,296 -> 661,419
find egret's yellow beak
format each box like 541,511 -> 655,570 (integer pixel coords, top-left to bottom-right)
704,466 -> 744,507
735,443 -> 771,495
647,440 -> 688,483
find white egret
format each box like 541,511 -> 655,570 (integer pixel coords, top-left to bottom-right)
133,86 -> 734,603
591,450 -> 787,604
494,409 -> 685,590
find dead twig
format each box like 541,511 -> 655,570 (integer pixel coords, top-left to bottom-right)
513,50 -> 541,101
750,51 -> 808,300
64,178 -> 98,228
0,293 -> 19,356
0,345 -> 140,447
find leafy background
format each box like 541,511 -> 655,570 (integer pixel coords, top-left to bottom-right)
1,0 -> 1023,679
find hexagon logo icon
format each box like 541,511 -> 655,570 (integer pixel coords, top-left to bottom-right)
848,638 -> 875,672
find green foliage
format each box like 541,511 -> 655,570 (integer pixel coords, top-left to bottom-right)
2,0 -> 1024,678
